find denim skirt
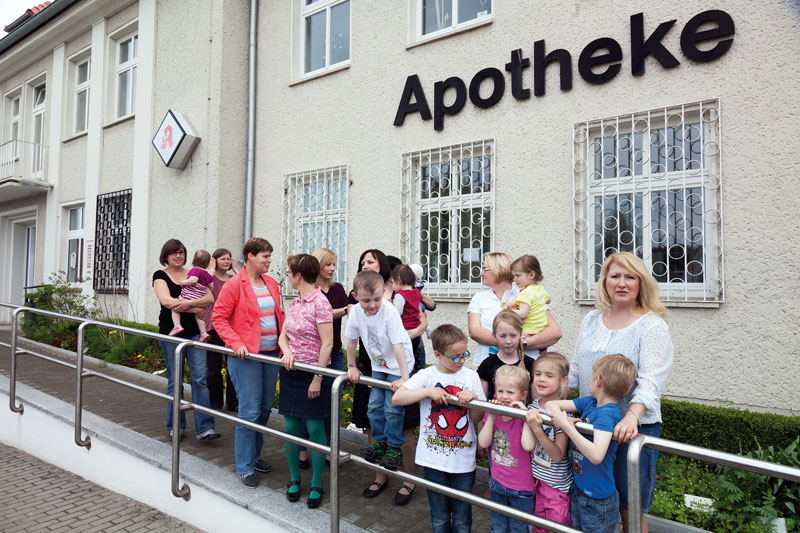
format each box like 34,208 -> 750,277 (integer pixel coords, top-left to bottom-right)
278,366 -> 331,419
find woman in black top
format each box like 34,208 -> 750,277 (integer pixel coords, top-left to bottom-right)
152,238 -> 219,441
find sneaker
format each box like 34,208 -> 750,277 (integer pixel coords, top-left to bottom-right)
169,326 -> 184,336
199,332 -> 211,342
168,429 -> 184,442
240,473 -> 258,488
197,428 -> 221,440
378,447 -> 403,470
254,458 -> 272,473
358,441 -> 388,463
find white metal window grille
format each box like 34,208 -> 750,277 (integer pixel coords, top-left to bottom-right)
282,166 -> 348,291
303,0 -> 350,74
66,206 -> 85,283
31,84 -> 46,176
74,59 -> 90,134
9,96 -> 20,156
116,34 -> 138,118
419,0 -> 492,36
94,189 -> 132,293
572,99 -> 724,303
401,139 -> 494,298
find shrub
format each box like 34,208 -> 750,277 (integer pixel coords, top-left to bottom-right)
20,272 -> 98,351
661,398 -> 800,455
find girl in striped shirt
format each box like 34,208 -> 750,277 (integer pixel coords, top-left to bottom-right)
524,352 -> 573,532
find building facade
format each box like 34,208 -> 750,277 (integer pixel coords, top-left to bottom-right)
1,0 -> 798,415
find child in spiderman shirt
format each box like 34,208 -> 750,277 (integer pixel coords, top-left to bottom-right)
393,324 -> 486,533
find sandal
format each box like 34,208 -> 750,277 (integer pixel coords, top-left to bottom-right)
286,480 -> 302,503
394,483 -> 415,506
362,480 -> 387,499
307,486 -> 325,509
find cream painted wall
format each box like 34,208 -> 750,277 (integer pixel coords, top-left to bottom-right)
253,1 -> 800,413
99,120 -> 134,193
58,136 -> 88,202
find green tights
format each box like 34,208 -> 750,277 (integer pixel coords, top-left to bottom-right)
284,416 -> 326,497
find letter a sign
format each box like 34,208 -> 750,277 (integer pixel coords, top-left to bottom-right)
152,110 -> 201,169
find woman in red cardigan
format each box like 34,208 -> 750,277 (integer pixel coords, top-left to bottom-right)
212,237 -> 284,488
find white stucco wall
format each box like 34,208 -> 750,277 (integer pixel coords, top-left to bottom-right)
253,0 -> 800,413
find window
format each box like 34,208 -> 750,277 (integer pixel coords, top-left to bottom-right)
9,96 -> 20,156
74,59 -> 90,134
294,0 -> 350,78
411,0 -> 492,43
31,84 -> 46,175
572,99 -> 724,303
66,206 -> 85,283
115,34 -> 137,118
401,139 -> 494,298
282,166 -> 348,288
94,190 -> 132,293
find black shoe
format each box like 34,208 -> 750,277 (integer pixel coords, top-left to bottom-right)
362,480 -> 387,499
394,483 -> 415,506
240,473 -> 258,488
358,442 -> 388,463
168,429 -> 185,442
299,457 -> 310,470
307,486 -> 324,509
197,429 -> 221,440
286,480 -> 302,502
254,458 -> 272,473
378,447 -> 403,470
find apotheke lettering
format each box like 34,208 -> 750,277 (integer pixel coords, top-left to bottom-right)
394,10 -> 735,131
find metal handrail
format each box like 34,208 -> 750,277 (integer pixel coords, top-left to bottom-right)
626,434 -> 800,533
1,302 -> 587,532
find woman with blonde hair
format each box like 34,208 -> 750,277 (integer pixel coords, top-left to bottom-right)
467,252 -> 562,366
568,252 -> 674,533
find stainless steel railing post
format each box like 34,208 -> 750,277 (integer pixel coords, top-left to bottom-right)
171,341 -> 191,500
9,307 -> 24,414
627,435 -> 646,533
74,321 -> 92,449
329,374 -> 349,533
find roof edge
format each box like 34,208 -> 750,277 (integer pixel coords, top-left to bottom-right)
0,0 -> 81,57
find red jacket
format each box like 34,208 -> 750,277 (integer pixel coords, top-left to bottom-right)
211,268 -> 284,354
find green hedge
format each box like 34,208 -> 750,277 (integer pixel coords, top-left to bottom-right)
661,398 -> 800,455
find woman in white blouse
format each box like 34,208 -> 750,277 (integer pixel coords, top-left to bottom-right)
467,252 -> 562,366
569,252 -> 674,533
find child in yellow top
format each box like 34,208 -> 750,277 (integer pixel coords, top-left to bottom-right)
511,255 -> 549,356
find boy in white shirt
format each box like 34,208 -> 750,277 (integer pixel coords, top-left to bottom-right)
393,324 -> 486,532
346,270 -> 414,470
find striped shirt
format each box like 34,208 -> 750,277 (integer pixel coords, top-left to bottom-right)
529,398 -> 573,493
253,285 -> 278,351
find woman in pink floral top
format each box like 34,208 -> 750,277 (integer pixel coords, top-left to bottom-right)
277,254 -> 333,509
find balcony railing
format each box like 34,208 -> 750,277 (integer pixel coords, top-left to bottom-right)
0,139 -> 48,181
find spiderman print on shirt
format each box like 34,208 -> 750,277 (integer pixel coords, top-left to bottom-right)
424,384 -> 474,455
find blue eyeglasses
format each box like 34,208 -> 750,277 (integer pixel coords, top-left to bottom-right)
441,350 -> 471,363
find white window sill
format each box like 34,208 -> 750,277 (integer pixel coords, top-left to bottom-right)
407,16 -> 493,50
103,113 -> 136,129
62,131 -> 88,144
576,299 -> 721,309
290,61 -> 350,87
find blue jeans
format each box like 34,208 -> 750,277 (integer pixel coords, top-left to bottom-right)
227,353 -> 279,475
489,478 -> 535,533
424,467 -> 476,533
300,348 -> 345,450
367,371 -> 405,449
160,336 -> 215,436
615,422 -> 661,513
570,485 -> 619,533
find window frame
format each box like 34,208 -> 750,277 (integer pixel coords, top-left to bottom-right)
65,204 -> 85,284
93,189 -> 132,294
73,58 -> 91,134
282,165 -> 349,293
8,93 -> 21,157
292,0 -> 351,82
572,99 -> 724,305
401,139 -> 495,299
408,0 -> 493,48
115,33 -> 138,119
30,82 -> 46,177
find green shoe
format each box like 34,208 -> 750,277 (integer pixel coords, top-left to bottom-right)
358,441 -> 388,463
378,447 -> 403,470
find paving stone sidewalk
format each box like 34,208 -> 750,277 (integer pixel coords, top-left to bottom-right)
0,442 -> 201,533
0,329 -> 491,532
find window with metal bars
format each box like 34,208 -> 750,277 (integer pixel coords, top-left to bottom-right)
401,139 -> 494,298
572,99 -> 724,303
93,189 -> 132,293
282,166 -> 348,290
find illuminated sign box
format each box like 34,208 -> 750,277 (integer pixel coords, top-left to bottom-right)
152,110 -> 201,169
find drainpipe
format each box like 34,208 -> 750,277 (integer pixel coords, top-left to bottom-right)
244,0 -> 258,242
